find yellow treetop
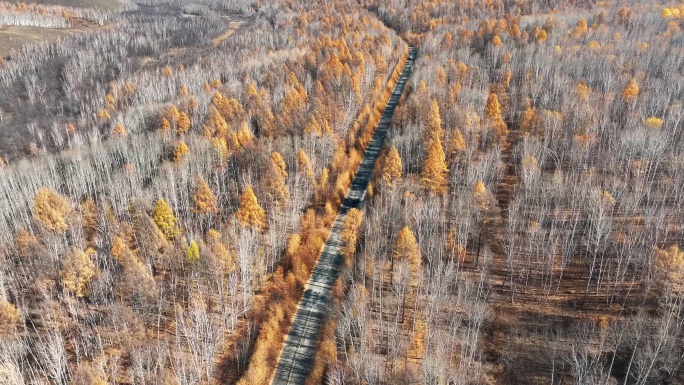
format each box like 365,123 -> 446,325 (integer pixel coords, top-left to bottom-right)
236,121 -> 253,146
213,92 -> 244,121
622,78 -> 639,102
61,247 -> 98,298
576,82 -> 591,102
654,245 -> 684,294
473,180 -> 488,209
204,106 -> 228,138
395,226 -> 421,276
420,136 -> 448,195
485,93 -> 502,121
265,164 -> 289,207
426,99 -> 444,142
177,111 -> 191,135
236,185 -> 266,229
185,240 -> 200,263
167,105 -> 181,122
491,35 -> 503,47
297,149 -> 315,183
448,129 -> 467,157
485,93 -> 508,140
173,141 -> 189,163
304,115 -> 322,137
152,198 -> 180,239
0,298 -> 20,333
271,152 -> 288,179
110,235 -> 130,263
537,29 -> 547,43
34,187 -> 70,233
113,123 -> 127,138
575,18 -> 588,36
645,117 -> 663,129
159,117 -> 171,132
15,227 -> 40,258
380,146 -> 403,186
341,208 -> 363,267
192,177 -> 218,214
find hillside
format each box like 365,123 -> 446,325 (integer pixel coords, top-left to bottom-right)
0,0 -> 683,385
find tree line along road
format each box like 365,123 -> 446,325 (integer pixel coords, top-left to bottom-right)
270,46 -> 416,385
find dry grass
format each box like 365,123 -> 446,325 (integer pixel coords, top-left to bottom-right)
0,25 -> 71,57
211,17 -> 246,47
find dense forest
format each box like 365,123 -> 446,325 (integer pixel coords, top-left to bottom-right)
0,0 -> 682,384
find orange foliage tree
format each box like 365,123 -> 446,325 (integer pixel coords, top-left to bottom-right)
34,187 -> 71,233
192,176 -> 218,214
236,185 -> 266,229
420,136 -> 448,195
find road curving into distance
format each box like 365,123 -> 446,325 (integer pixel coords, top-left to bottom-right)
271,46 -> 416,385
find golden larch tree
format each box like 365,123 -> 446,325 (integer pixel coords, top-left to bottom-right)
15,227 -> 40,259
34,187 -> 71,233
622,78 -> 639,102
271,152 -> 287,179
380,146 -> 403,186
185,240 -> 200,263
394,226 -> 421,284
267,151 -> 289,206
204,106 -> 228,138
236,121 -> 253,146
236,185 -> 266,229
192,177 -> 218,214
447,129 -> 467,159
485,92 -> 509,140
0,297 -> 20,333
420,136 -> 448,195
653,245 -> 684,294
645,117 -> 663,129
297,149 -> 315,183
113,123 -> 127,138
177,111 -> 191,134
159,117 -> 171,132
152,198 -> 180,239
61,247 -> 98,298
341,208 -> 363,267
473,180 -> 489,209
426,99 -> 444,143
173,141 -> 189,163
